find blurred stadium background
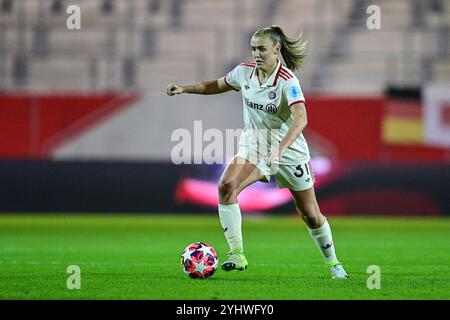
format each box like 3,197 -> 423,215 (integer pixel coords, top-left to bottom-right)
0,0 -> 449,216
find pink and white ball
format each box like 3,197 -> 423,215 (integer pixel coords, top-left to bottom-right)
181,242 -> 218,279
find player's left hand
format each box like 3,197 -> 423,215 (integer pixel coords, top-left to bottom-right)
265,147 -> 283,166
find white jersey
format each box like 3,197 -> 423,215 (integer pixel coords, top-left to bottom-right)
225,60 -> 310,165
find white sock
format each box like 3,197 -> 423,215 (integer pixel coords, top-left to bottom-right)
218,203 -> 243,252
308,219 -> 338,264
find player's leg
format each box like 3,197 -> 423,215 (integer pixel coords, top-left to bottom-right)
219,156 -> 265,204
218,156 -> 265,271
289,187 -> 348,279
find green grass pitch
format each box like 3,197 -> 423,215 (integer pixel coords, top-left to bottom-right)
0,214 -> 449,300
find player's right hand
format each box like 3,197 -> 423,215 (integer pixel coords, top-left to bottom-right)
166,83 -> 183,96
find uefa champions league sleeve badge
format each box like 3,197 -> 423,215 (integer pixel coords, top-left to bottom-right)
289,86 -> 301,99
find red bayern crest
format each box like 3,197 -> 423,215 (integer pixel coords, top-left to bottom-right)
268,91 -> 276,99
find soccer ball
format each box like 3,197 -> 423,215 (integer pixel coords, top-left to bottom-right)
181,242 -> 218,279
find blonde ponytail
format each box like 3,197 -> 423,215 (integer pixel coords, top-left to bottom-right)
253,25 -> 307,71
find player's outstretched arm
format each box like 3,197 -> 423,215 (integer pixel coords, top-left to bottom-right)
166,77 -> 232,96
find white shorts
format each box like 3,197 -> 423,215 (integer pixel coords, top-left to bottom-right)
236,147 -> 314,191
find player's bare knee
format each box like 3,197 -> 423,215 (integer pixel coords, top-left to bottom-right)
296,201 -> 315,215
218,179 -> 239,201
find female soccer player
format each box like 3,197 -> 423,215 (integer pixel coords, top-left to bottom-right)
167,25 -> 348,279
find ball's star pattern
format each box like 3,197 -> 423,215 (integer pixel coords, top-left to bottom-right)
193,260 -> 207,273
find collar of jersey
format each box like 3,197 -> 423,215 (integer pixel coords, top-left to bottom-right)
250,59 -> 282,88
